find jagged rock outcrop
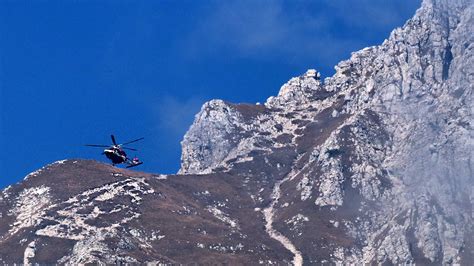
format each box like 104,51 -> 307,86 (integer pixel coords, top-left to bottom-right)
178,0 -> 473,263
1,0 -> 472,264
179,100 -> 246,174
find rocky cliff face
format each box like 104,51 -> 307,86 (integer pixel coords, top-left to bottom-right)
180,0 -> 473,263
1,0 -> 473,264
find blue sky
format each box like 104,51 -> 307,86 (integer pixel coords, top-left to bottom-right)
0,0 -> 420,188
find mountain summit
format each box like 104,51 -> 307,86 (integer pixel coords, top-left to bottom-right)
1,0 -> 473,264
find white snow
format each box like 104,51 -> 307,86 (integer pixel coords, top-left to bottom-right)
36,178 -> 153,241
207,206 -> 239,229
8,186 -> 53,236
23,159 -> 68,180
155,174 -> 168,180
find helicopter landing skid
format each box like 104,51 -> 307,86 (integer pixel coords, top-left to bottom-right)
126,162 -> 143,168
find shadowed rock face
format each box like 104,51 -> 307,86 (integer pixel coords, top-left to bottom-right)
1,0 -> 473,264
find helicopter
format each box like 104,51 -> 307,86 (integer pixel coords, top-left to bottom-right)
85,135 -> 144,168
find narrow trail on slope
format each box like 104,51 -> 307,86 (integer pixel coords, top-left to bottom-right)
262,175 -> 303,266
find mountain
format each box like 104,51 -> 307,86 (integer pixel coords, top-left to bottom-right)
1,0 -> 473,264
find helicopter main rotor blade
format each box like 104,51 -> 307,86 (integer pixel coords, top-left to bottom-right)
111,135 -> 117,145
121,137 -> 144,146
122,147 -> 138,151
85,144 -> 110,148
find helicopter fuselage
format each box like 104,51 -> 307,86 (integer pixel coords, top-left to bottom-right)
103,147 -> 127,165
85,135 -> 144,168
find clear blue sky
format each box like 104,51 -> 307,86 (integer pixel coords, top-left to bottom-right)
0,0 -> 420,188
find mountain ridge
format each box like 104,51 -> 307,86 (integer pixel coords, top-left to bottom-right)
1,0 -> 473,264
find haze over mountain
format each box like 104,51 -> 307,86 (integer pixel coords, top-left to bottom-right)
1,0 -> 472,264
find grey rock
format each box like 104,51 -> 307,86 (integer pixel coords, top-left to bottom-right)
1,0 -> 472,264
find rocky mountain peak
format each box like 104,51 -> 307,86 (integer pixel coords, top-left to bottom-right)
1,0 -> 472,264
177,0 -> 473,263
266,69 -> 322,107
179,99 -> 245,175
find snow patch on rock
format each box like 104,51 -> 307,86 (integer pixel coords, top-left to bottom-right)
23,240 -> 36,265
9,186 -> 53,236
207,206 -> 239,229
36,178 -> 153,241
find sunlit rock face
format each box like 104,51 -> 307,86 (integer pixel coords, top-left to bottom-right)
1,0 -> 472,264
179,100 -> 245,175
180,0 -> 473,263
